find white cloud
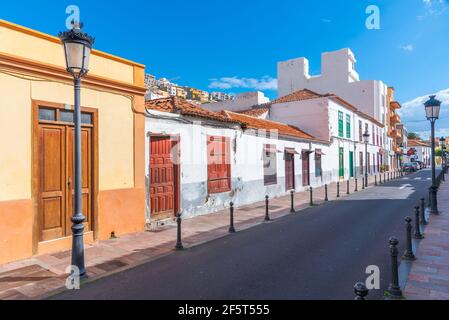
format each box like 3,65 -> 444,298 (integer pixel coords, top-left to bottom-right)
399,44 -> 414,52
419,0 -> 447,20
399,87 -> 449,139
208,76 -> 278,91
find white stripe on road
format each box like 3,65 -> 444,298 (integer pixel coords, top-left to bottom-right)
400,184 -> 413,190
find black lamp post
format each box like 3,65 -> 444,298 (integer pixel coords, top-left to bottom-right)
363,130 -> 370,187
59,22 -> 94,278
425,95 -> 442,215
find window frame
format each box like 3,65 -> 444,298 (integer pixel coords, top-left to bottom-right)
263,144 -> 278,186
207,135 -> 232,194
338,111 -> 344,138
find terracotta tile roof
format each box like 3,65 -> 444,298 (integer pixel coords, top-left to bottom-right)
237,107 -> 270,117
271,89 -> 384,128
145,97 -> 238,123
271,89 -> 323,104
221,110 -> 316,141
408,139 -> 431,147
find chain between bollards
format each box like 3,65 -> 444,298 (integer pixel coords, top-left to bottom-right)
354,282 -> 369,300
290,190 -> 295,213
265,196 -> 271,222
387,237 -> 403,299
175,213 -> 184,251
403,217 -> 416,261
229,202 -> 236,233
414,206 -> 424,240
325,184 -> 329,202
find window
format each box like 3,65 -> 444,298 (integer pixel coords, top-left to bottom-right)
372,125 -> 375,145
207,136 -> 231,194
264,144 -> 278,185
315,149 -> 322,177
359,120 -> 363,142
38,107 -> 93,125
346,114 -> 351,139
359,152 -> 364,175
338,111 -> 344,137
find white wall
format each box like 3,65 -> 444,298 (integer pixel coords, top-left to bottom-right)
203,91 -> 269,112
145,112 -> 333,220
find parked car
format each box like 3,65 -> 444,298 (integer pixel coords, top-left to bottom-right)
402,163 -> 418,172
412,160 -> 425,169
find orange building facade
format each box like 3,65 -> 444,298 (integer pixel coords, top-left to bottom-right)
0,20 -> 147,264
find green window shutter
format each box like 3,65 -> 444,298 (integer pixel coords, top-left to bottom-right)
346,115 -> 351,139
338,112 -> 344,137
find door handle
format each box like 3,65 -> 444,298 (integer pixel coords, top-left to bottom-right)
68,177 -> 72,187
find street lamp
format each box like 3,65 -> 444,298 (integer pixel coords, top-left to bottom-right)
424,95 -> 442,215
59,22 -> 94,278
363,130 -> 370,187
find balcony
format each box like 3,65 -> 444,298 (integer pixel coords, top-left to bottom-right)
390,101 -> 402,110
390,114 -> 400,124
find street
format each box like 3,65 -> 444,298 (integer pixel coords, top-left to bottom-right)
52,169 -> 435,300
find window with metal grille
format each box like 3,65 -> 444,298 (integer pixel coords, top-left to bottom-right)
207,136 -> 231,194
264,144 -> 278,185
315,149 -> 322,177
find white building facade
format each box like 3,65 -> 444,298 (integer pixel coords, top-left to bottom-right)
277,48 -> 392,168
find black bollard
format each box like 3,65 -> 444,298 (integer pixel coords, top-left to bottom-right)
421,198 -> 428,225
384,172 -> 386,183
175,213 -> 184,251
354,282 -> 369,300
387,237 -> 403,299
337,182 -> 340,198
290,190 -> 295,213
347,180 -> 350,195
309,187 -> 314,206
355,179 -> 358,192
325,184 -> 329,202
229,202 -> 236,233
403,217 -> 416,261
379,174 -> 382,184
414,206 -> 424,240
362,177 -> 365,190
375,175 -> 377,186
265,196 -> 271,222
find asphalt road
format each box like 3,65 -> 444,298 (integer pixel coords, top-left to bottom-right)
52,169 -> 435,300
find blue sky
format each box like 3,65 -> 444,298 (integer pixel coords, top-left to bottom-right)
2,0 -> 448,137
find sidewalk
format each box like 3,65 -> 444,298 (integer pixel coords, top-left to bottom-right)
0,172 -> 394,300
404,178 -> 449,300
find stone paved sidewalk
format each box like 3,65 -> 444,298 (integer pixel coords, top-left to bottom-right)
404,176 -> 449,300
0,172 -> 398,300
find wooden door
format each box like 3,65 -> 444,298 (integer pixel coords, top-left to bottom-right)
150,136 -> 178,221
39,125 -> 67,241
339,148 -> 344,178
349,152 -> 354,178
285,152 -> 295,191
302,151 -> 310,186
37,106 -> 94,242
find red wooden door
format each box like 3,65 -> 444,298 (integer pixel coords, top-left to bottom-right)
150,137 -> 178,221
302,151 -> 310,186
285,153 -> 295,190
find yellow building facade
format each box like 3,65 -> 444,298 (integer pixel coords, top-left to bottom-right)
0,20 -> 147,264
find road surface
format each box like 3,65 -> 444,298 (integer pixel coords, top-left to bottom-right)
52,169 -> 435,300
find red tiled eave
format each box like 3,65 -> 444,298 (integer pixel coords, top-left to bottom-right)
145,97 -> 239,124
222,110 -> 323,142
